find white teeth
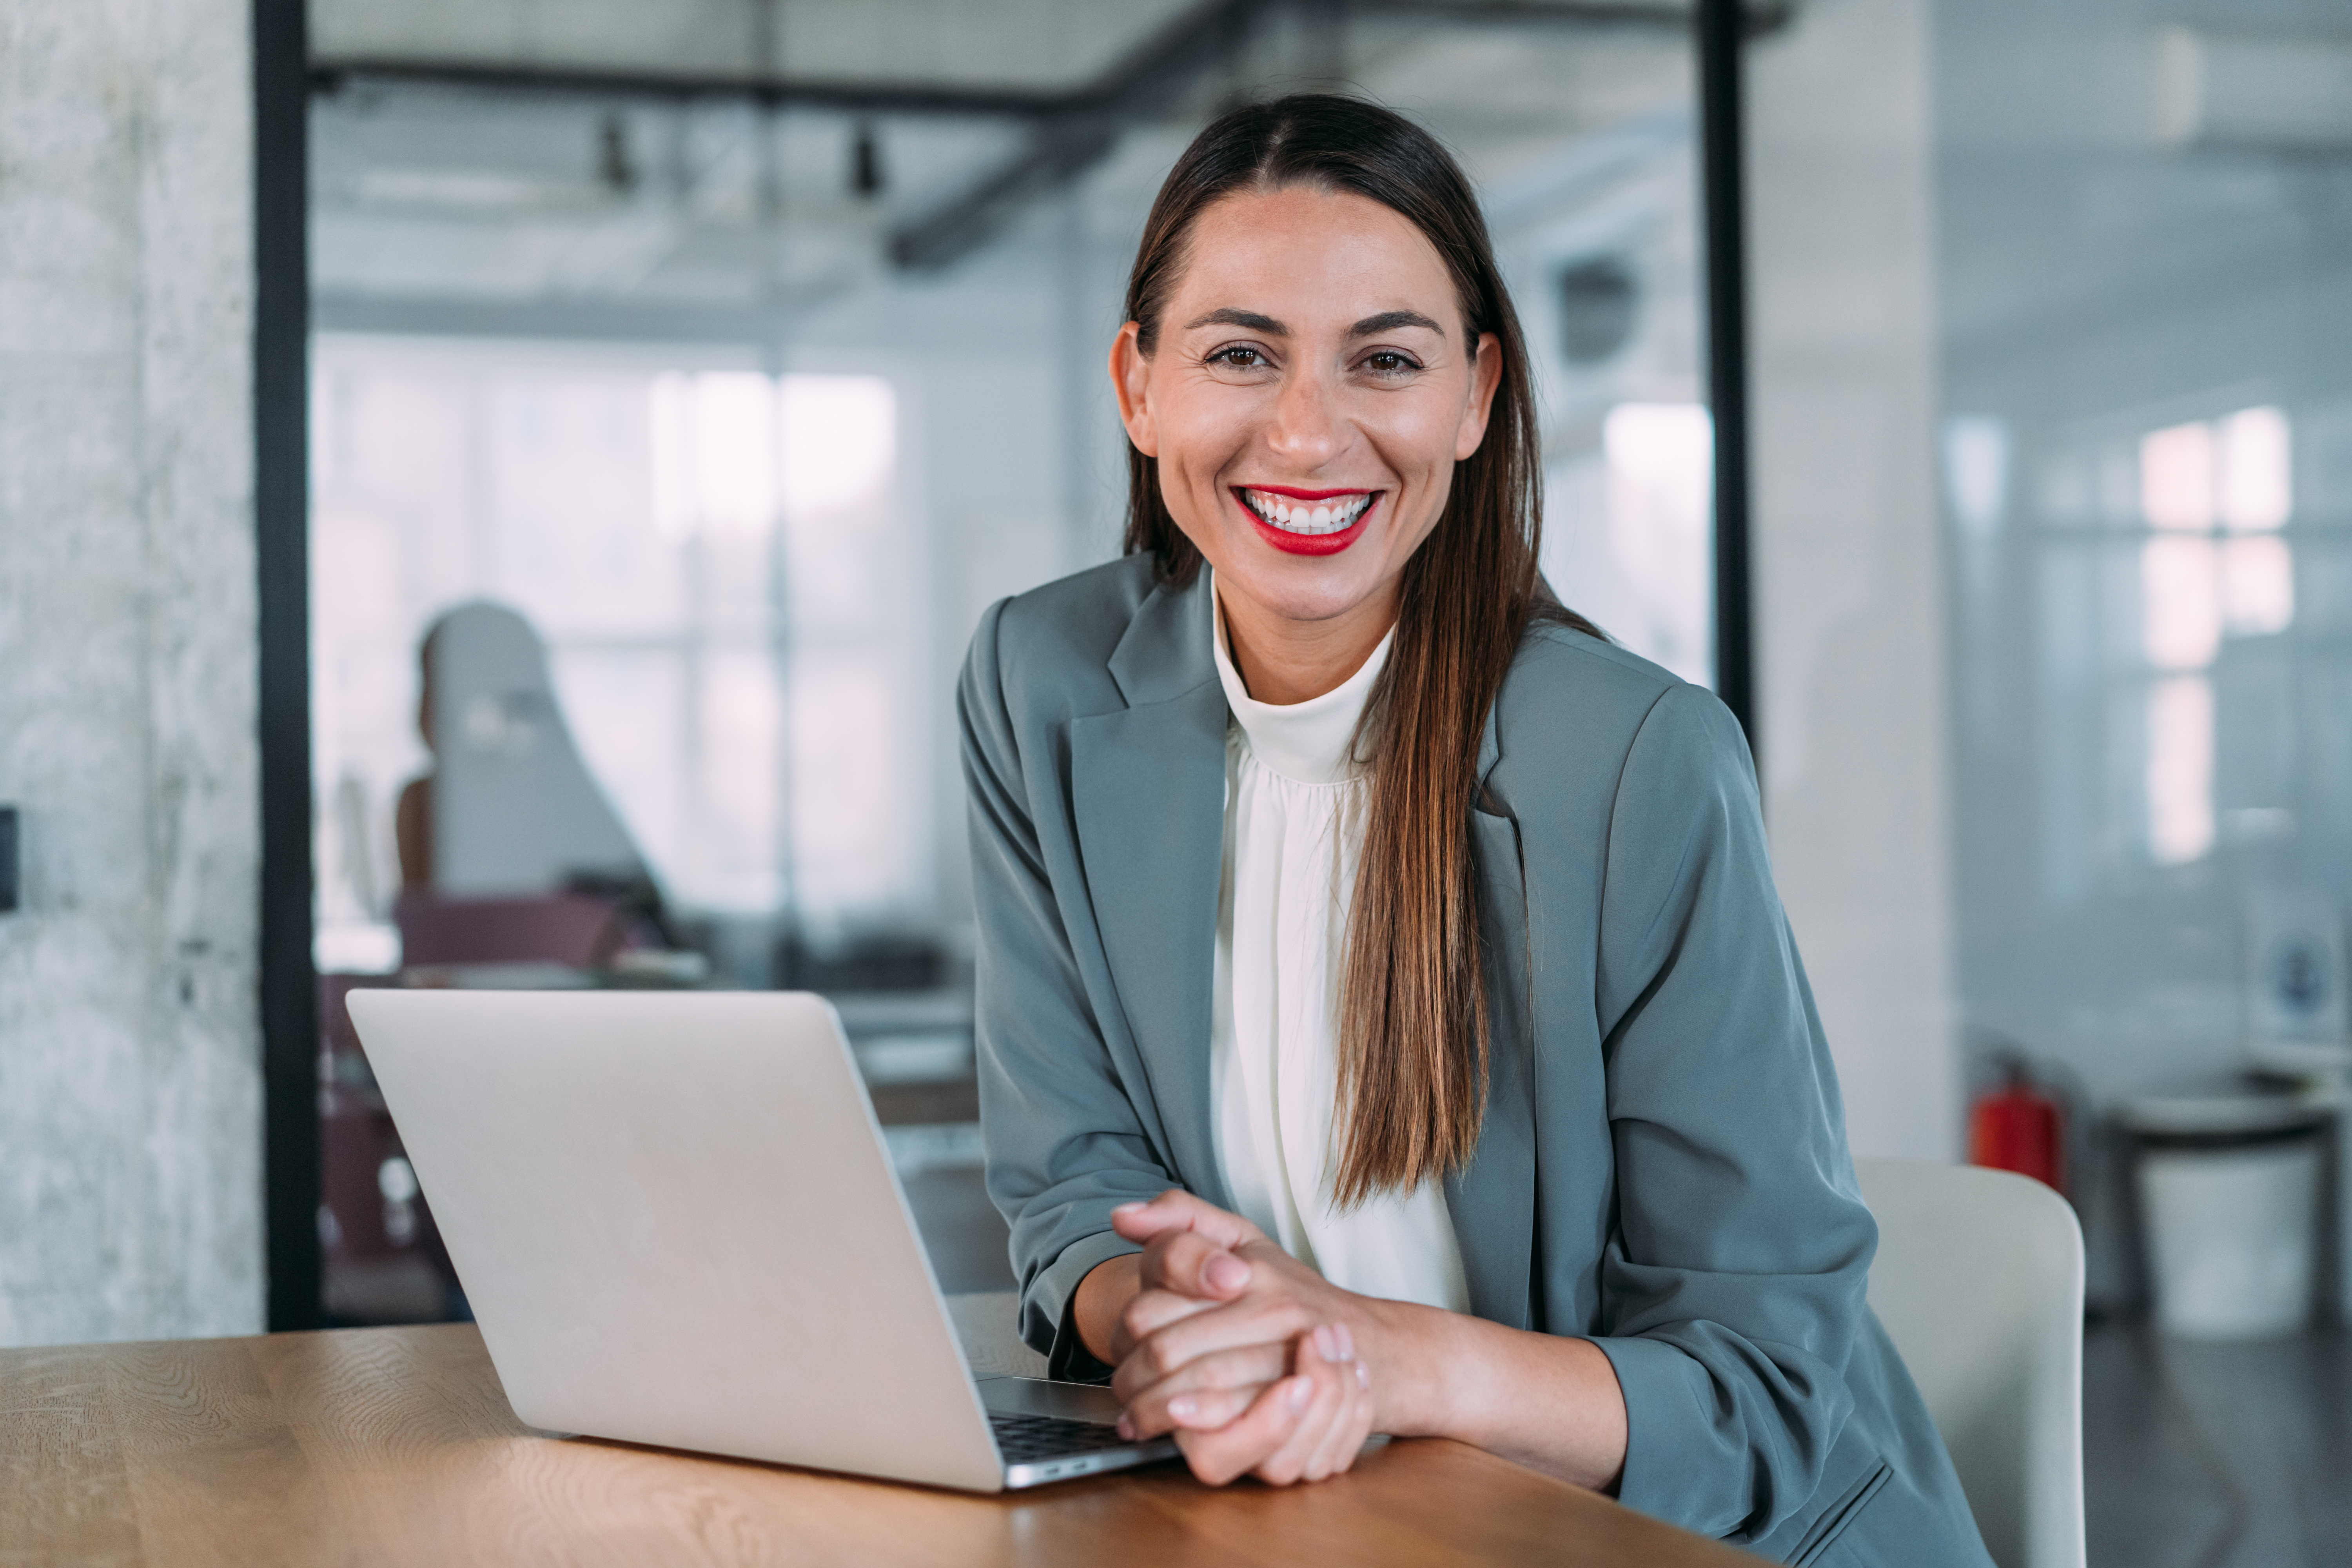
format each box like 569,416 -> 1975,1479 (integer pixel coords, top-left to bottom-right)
1243,490 -> 1372,535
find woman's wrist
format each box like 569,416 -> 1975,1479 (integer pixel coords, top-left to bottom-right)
1072,1252 -> 1143,1366
1354,1304 -> 1628,1492
1356,1298 -> 1468,1439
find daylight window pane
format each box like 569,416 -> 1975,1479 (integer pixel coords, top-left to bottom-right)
649,373 -> 694,544
2221,535 -> 2294,637
2140,535 -> 2220,670
1597,402 -> 1713,687
694,649 -> 784,912
789,650 -> 904,926
2140,421 -> 2216,532
2218,405 -> 2292,533
1944,416 -> 2011,540
693,373 -> 778,535
2146,674 -> 2215,867
778,376 -> 895,521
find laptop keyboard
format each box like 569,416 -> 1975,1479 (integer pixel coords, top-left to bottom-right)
989,1412 -> 1138,1462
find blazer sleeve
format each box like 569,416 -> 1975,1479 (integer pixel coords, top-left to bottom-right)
958,601 -> 1166,1377
1584,683 -> 1878,1543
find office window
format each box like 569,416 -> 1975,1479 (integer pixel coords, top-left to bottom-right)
2131,408 -> 2296,869
310,339 -> 917,964
2000,401 -> 2310,896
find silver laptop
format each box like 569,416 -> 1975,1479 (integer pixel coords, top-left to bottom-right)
344,988 -> 1176,1491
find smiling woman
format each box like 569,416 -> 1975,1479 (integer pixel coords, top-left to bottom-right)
961,95 -> 1991,1566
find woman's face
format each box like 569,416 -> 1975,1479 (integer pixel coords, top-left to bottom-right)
1112,184 -> 1501,633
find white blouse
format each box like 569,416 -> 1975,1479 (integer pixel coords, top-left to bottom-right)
1207,574 -> 1471,1313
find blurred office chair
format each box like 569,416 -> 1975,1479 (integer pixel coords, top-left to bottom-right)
399,602 -> 647,900
1857,1158 -> 2086,1568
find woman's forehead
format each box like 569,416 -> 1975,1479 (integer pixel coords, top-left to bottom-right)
1166,185 -> 1458,331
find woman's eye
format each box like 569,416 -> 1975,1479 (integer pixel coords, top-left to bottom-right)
1362,351 -> 1419,375
1208,345 -> 1270,370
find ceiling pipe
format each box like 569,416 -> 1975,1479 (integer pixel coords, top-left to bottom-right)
887,0 -> 1789,272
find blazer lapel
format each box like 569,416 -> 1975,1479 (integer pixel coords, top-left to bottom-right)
1447,705 -> 1539,1330
1067,572 -> 1233,1209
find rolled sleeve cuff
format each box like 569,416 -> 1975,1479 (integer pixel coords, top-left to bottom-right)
1593,1333 -> 1728,1530
1026,1228 -> 1144,1383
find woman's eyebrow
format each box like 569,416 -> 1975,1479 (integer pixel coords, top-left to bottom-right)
1351,309 -> 1444,338
1185,307 -> 1286,334
1182,307 -> 1446,339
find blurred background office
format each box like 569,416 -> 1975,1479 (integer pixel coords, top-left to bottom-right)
2,1 -> 2348,1563
296,0 -> 1726,1325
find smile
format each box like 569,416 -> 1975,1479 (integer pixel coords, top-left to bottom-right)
1232,486 -> 1381,556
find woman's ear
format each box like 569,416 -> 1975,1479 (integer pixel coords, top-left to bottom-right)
1111,321 -> 1158,457
1454,330 -> 1504,460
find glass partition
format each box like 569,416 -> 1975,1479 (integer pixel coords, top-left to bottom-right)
303,0 -> 1715,1319
1935,0 -> 2352,1319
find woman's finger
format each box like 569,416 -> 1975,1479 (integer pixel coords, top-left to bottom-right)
1251,1331 -> 1352,1486
1118,1379 -> 1270,1441
1109,1286 -> 1221,1365
1111,1189 -> 1261,1252
1137,1227 -> 1251,1301
1302,1329 -> 1374,1480
1119,1284 -> 1224,1345
1120,1292 -> 1315,1387
1114,1340 -> 1289,1434
1174,1373 -> 1315,1487
1112,1328 -> 1287,1408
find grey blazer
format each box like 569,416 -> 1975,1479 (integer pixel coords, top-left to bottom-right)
959,556 -> 1989,1566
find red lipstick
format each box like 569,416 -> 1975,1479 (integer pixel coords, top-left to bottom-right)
1232,486 -> 1381,557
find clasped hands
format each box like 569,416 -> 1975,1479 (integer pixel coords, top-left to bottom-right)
1093,1190 -> 1402,1487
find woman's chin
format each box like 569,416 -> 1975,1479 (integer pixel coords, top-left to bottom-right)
1214,550 -> 1394,628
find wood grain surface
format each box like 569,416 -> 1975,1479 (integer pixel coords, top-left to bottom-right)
1,1325 -> 1749,1567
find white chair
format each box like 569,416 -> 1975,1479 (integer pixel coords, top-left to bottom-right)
1856,1158 -> 2086,1568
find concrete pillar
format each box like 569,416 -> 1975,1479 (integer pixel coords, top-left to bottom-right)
1746,0 -> 1962,1160
0,1 -> 263,1344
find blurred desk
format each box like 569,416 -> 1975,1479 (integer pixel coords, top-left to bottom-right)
831,984 -> 980,1128
826,985 -> 974,1040
2,1324 -> 1745,1567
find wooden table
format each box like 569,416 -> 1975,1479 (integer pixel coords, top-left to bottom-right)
4,1325 -> 1748,1566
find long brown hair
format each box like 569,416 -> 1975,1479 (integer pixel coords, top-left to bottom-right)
1122,94 -> 1599,1205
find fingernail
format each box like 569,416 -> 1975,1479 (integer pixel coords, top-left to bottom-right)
1286,1376 -> 1313,1413
1169,1396 -> 1197,1421
1116,1412 -> 1134,1439
1207,1253 -> 1250,1292
1113,1202 -> 1145,1216
1356,1361 -> 1371,1390
1333,1323 -> 1355,1362
1312,1324 -> 1337,1362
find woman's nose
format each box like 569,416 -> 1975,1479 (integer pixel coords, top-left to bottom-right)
1265,365 -> 1345,467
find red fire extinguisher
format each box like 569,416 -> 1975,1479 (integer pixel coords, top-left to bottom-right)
1969,1057 -> 2065,1194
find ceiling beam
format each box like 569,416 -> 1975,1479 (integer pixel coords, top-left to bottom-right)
310,0 -> 1795,274
888,0 -> 1791,272
309,58 -> 1072,120
890,0 -> 1261,270
1352,0 -> 1785,29
308,2 -> 1789,121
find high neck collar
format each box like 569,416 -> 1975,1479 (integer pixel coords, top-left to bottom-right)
1209,569 -> 1392,787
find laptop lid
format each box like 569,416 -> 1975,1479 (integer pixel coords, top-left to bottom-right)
345,988 -> 1008,1492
